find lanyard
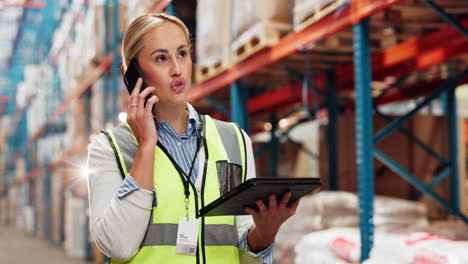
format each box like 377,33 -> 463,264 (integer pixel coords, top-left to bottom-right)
156,115 -> 204,218
181,135 -> 202,218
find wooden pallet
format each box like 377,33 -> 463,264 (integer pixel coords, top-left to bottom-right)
232,22 -> 290,64
195,59 -> 231,83
294,0 -> 349,32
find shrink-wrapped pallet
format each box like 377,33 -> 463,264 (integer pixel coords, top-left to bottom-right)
195,0 -> 232,83
294,228 -> 468,264
92,2 -> 128,61
293,0 -> 349,31
274,191 -> 429,263
65,192 -> 86,258
64,97 -> 87,150
0,116 -> 9,151
231,0 -> 291,62
90,79 -> 105,133
126,0 -> 154,25
52,168 -> 65,245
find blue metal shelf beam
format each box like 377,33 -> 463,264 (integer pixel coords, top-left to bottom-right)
423,0 -> 468,37
375,112 -> 449,165
374,148 -> 468,222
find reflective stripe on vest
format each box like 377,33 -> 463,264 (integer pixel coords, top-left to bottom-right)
104,115 -> 245,264
141,223 -> 239,247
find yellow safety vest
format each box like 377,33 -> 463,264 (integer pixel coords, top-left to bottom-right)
102,115 -> 247,264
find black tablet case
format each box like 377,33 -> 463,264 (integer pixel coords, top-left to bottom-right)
199,177 -> 321,217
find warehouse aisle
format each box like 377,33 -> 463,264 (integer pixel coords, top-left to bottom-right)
0,224 -> 91,264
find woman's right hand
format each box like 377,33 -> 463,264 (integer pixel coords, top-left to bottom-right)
126,78 -> 159,148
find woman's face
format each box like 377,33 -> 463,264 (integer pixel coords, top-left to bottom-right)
136,22 -> 192,106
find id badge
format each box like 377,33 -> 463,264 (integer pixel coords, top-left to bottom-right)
176,217 -> 199,256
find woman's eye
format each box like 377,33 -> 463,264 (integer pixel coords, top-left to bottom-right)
155,56 -> 166,62
178,51 -> 187,58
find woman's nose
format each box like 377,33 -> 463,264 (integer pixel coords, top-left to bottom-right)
170,59 -> 181,76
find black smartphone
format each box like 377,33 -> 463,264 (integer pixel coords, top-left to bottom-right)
123,58 -> 152,106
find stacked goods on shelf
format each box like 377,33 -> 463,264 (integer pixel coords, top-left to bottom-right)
231,0 -> 291,63
6,187 -> 19,227
52,168 -> 65,245
90,79 -> 105,134
293,0 -> 349,31
0,196 -> 7,224
275,191 -> 430,264
22,65 -> 53,136
252,119 -> 320,178
64,97 -> 87,150
195,0 -> 232,83
294,227 -> 468,264
290,120 -> 320,178
62,153 -> 89,258
0,116 -> 8,151
37,134 -> 66,166
32,170 -> 53,240
319,114 -> 465,220
34,172 -> 45,238
64,190 -> 86,258
16,65 -> 42,109
126,0 -> 154,25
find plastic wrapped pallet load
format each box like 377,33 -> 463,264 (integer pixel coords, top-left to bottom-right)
195,0 -> 232,83
288,216 -> 460,264
65,191 -> 86,258
295,227 -> 468,264
274,191 -> 429,263
126,0 -> 154,25
231,0 -> 291,63
293,0 -> 349,31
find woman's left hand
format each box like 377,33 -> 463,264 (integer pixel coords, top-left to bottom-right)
244,192 -> 299,252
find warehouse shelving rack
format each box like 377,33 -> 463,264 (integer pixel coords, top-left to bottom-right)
2,0 -> 468,262
185,0 -> 468,261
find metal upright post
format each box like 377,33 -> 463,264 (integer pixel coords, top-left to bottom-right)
270,113 -> 278,178
166,2 -> 176,15
111,0 -> 120,124
230,81 -> 250,132
229,0 -> 249,133
446,81 -> 460,212
326,69 -> 339,190
353,18 -> 374,262
103,0 -> 111,125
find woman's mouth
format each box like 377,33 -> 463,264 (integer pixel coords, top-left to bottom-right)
171,78 -> 185,93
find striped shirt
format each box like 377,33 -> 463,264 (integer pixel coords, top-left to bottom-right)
115,103 -> 273,263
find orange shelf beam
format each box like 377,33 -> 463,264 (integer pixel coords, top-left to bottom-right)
0,95 -> 9,103
149,0 -> 172,13
187,0 -> 408,102
215,20 -> 468,117
337,19 -> 468,89
0,1 -> 46,9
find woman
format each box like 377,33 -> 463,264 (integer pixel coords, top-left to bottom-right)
87,13 -> 299,264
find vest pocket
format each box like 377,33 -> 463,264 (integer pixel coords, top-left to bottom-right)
216,161 -> 242,195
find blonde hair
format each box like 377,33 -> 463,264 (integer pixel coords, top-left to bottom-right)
121,13 -> 191,70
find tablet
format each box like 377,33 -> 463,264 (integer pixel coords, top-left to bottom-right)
199,177 -> 321,217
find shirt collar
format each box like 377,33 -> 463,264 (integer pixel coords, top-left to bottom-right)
153,103 -> 199,135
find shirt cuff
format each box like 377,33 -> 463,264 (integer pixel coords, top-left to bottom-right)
239,226 -> 275,264
116,174 -> 157,207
